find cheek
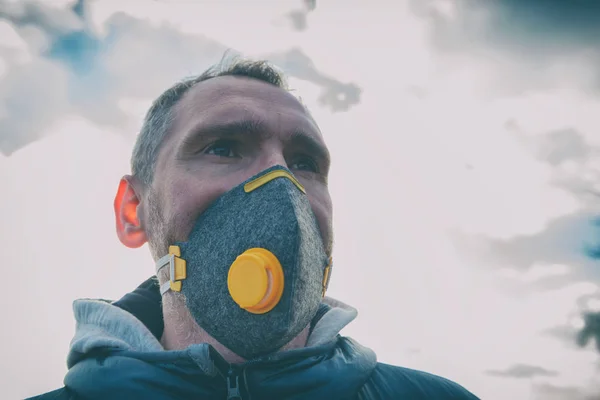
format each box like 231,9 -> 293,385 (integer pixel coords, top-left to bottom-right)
157,180 -> 203,242
308,190 -> 333,246
164,178 -> 236,241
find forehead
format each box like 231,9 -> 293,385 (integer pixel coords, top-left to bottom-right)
172,75 -> 320,134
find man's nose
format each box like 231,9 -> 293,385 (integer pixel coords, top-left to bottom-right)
250,150 -> 288,176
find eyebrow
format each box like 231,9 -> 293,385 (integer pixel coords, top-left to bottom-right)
185,119 -> 269,142
288,129 -> 331,167
182,118 -> 330,166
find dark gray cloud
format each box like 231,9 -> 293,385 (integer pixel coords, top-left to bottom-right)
413,0 -> 600,53
543,324 -> 579,345
410,0 -> 600,94
287,10 -> 309,31
577,311 -> 600,352
452,210 -> 600,278
533,128 -> 591,167
579,223 -> 600,355
267,48 -> 362,111
303,0 -> 316,11
508,122 -> 600,202
0,0 -> 361,155
286,0 -> 317,31
486,363 -> 558,379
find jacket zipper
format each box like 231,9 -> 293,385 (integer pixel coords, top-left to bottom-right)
224,357 -> 266,400
226,367 -> 243,400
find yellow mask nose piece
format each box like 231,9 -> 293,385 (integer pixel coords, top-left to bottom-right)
227,248 -> 284,314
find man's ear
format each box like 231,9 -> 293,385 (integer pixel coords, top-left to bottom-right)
114,175 -> 148,248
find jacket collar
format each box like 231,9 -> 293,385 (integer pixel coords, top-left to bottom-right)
65,297 -> 376,399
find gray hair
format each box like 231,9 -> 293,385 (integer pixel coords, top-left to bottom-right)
131,58 -> 289,186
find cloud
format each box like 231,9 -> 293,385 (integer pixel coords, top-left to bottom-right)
287,10 -> 309,31
410,0 -> 600,95
486,363 -> 558,379
453,211 -> 600,275
457,119 -> 600,272
534,383 -> 600,400
266,47 -> 362,111
466,204 -> 600,357
0,0 -> 362,156
577,311 -> 600,352
508,122 -> 600,203
451,203 -> 600,351
303,0 -> 316,12
532,128 -> 591,167
450,110 -> 600,361
0,56 -> 71,155
0,0 -> 84,36
285,0 -> 317,32
399,10 -> 600,400
414,0 -> 600,52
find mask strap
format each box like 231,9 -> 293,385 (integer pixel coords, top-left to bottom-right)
322,257 -> 333,298
155,254 -> 174,295
155,245 -> 187,296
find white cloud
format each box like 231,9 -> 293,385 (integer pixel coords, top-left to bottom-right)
0,19 -> 27,48
586,298 -> 600,312
0,0 -> 364,155
91,0 -> 299,54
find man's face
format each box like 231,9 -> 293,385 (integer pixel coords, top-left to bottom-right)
143,76 -> 333,260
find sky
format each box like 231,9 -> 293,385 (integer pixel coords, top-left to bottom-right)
1,0 -> 599,399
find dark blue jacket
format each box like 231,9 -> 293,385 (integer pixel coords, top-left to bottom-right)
29,278 -> 479,400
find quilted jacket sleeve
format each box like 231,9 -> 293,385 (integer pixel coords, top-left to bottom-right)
26,387 -> 75,400
359,363 -> 480,400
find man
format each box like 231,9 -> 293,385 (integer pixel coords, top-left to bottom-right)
32,59 -> 479,400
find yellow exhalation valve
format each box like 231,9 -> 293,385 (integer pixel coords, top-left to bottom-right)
227,248 -> 284,314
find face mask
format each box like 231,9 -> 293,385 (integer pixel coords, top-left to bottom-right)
156,166 -> 332,359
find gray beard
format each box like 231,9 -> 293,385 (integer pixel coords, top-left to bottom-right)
145,190 -> 173,265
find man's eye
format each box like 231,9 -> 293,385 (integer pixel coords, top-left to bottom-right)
204,141 -> 237,158
289,157 -> 319,173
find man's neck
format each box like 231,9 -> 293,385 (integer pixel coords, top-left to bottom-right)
160,294 -> 309,364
